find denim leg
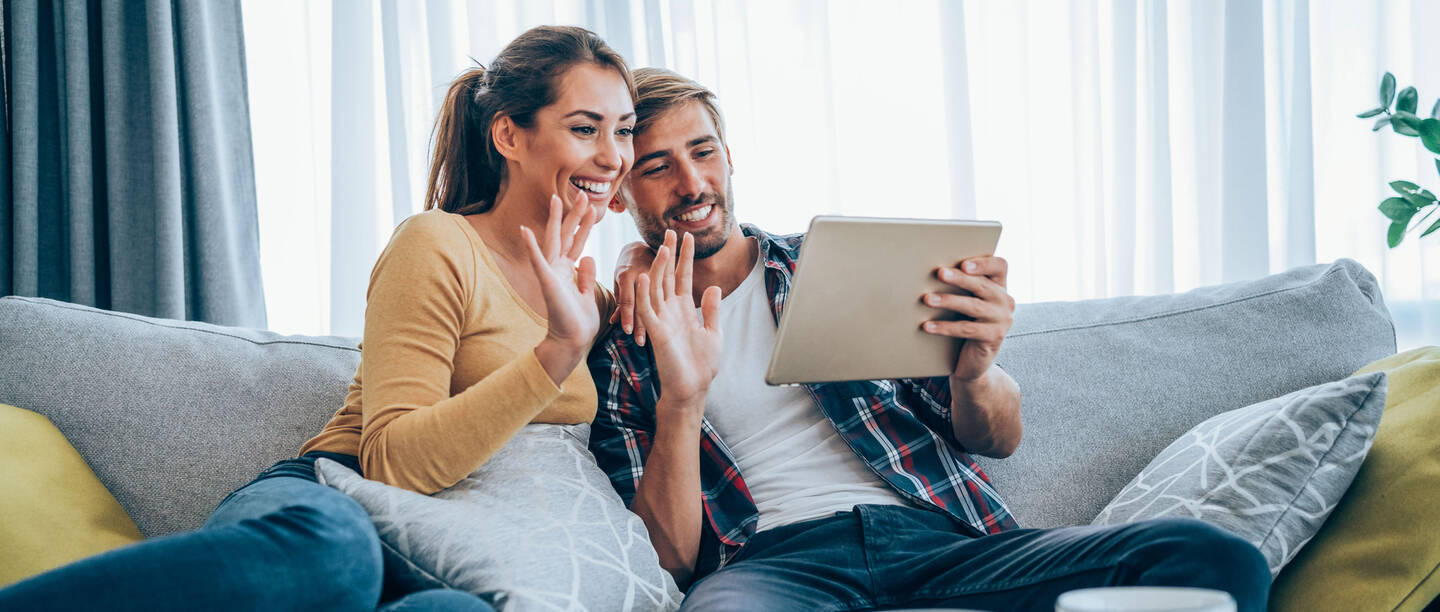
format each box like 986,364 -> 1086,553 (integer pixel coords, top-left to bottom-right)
860,507 -> 1269,612
680,513 -> 874,612
377,588 -> 496,612
0,467 -> 383,612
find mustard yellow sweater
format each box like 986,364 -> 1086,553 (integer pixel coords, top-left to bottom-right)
299,209 -> 613,494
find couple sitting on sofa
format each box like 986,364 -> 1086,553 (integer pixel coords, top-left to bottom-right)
0,26 -> 1270,612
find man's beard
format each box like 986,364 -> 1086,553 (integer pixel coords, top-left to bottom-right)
634,186 -> 734,259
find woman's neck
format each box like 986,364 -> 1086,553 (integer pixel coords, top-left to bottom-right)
472,180 -> 547,262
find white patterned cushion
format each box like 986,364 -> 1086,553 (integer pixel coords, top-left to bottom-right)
315,424 -> 683,612
1092,372 -> 1387,577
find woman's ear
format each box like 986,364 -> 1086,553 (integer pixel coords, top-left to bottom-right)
610,187 -> 630,214
492,114 -> 521,161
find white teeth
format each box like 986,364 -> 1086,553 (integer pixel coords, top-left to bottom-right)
570,178 -> 610,194
677,205 -> 712,223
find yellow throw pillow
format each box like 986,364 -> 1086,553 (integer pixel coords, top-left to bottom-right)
0,403 -> 144,587
1270,347 -> 1440,612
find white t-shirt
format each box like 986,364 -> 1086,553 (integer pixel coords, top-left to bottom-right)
703,241 -> 911,532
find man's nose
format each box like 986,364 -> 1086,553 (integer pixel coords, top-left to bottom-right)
676,161 -> 705,199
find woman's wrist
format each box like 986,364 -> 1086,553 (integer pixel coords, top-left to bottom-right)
534,337 -> 584,386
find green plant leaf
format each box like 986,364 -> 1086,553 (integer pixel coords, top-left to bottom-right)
1404,192 -> 1435,207
1433,98 -> 1440,119
1418,118 -> 1440,154
1374,116 -> 1392,131
1382,72 -> 1397,108
1423,215 -> 1440,238
1398,87 -> 1419,114
1379,197 -> 1415,221
1391,180 -> 1421,194
1388,219 -> 1408,247
1393,112 -> 1422,137
1357,107 -> 1386,119
1435,158 -> 1439,179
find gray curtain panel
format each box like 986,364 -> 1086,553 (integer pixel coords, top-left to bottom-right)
1,0 -> 266,328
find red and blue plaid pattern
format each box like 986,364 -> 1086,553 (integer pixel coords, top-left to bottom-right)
588,225 -> 1018,578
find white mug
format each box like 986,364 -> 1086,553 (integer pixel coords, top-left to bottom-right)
1055,587 -> 1236,612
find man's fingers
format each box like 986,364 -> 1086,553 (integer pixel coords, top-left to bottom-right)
920,319 -> 1005,345
936,267 -> 1004,303
650,245 -> 672,307
700,285 -> 722,332
576,256 -> 596,297
676,232 -> 695,299
614,270 -> 636,333
635,273 -> 657,332
957,256 -> 1009,287
922,292 -> 1004,321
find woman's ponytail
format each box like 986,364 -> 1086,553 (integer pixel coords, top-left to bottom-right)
422,26 -> 635,215
424,67 -> 495,214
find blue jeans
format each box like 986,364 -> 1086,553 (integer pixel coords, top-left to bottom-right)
0,452 -> 493,612
681,504 -> 1270,612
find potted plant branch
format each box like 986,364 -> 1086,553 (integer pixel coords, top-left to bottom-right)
1357,72 -> 1440,247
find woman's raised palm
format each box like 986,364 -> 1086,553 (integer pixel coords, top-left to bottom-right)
521,193 -> 600,350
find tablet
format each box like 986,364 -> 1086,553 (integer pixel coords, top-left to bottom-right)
765,216 -> 1003,385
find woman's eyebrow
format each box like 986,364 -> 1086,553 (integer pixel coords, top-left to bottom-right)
561,110 -> 636,122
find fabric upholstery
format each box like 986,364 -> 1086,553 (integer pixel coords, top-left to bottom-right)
1092,372 -> 1387,576
0,296 -> 358,536
0,403 -> 143,587
315,424 -> 683,612
975,259 -> 1395,527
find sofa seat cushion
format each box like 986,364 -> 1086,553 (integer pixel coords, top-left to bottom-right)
0,403 -> 143,587
1270,347 -> 1440,612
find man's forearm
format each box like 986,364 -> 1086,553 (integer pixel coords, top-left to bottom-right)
949,365 -> 1022,458
630,397 -> 705,586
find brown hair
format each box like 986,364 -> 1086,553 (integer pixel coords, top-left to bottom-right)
424,26 -> 635,214
632,67 -> 727,144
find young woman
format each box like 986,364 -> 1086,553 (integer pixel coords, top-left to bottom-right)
0,25 -> 635,612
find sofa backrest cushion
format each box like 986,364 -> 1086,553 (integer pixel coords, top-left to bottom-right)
975,259 -> 1395,528
0,296 -> 361,537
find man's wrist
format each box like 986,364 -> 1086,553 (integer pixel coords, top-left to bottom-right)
950,366 -> 995,398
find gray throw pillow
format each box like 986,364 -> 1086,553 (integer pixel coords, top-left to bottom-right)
1092,371 -> 1387,577
315,423 -> 683,611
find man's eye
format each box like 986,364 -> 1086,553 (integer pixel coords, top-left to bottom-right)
696,148 -> 715,158
642,164 -> 667,176
571,126 -> 597,136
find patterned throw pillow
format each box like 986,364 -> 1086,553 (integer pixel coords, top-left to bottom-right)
316,424 -> 683,612
1092,372 -> 1387,576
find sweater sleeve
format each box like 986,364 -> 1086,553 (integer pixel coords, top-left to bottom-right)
357,214 -> 562,494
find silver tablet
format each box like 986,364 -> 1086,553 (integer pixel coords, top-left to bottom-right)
765,215 -> 1003,385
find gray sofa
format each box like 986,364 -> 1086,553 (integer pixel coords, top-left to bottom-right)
0,260 -> 1396,573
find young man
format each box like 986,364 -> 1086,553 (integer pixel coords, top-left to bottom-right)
590,68 -> 1270,611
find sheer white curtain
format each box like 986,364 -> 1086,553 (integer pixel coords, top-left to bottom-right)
241,0 -> 1436,350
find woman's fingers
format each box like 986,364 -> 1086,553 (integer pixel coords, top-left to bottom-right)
566,205 -> 596,261
676,232 -> 695,300
544,195 -> 564,260
558,198 -> 586,256
520,226 -> 552,286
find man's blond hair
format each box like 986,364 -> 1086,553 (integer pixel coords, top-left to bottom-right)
633,68 -> 727,145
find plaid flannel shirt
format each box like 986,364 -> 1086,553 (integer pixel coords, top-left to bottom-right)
588,224 -> 1018,579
